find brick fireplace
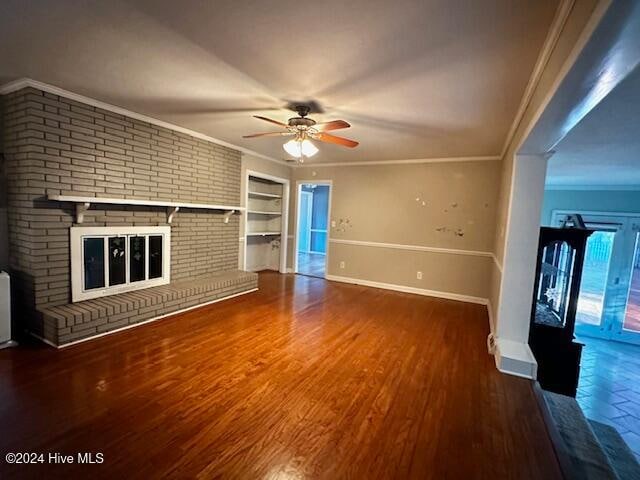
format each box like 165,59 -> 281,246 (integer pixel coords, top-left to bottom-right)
1,85 -> 258,346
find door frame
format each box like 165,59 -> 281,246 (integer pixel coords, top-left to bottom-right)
298,190 -> 313,253
293,180 -> 332,276
551,209 -> 640,345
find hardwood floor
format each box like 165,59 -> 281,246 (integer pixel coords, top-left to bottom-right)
0,272 -> 561,479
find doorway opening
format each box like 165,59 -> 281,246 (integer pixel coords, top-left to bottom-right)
295,182 -> 330,278
546,211 -> 640,461
549,212 -> 640,346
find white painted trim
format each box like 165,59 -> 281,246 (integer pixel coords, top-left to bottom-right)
499,0 -> 576,159
293,156 -> 500,168
0,79 -> 505,168
498,0 -> 611,273
328,238 -> 494,259
299,190 -> 313,253
29,333 -> 58,349
247,265 -> 279,272
48,194 -> 244,213
325,274 -> 488,305
551,209 -> 640,220
492,253 -> 503,274
487,300 -> 496,337
545,184 -> 640,191
70,226 -> 171,302
33,288 -> 258,349
0,77 -> 287,166
244,169 -> 290,273
294,180 -> 333,276
513,0 -> 612,156
0,340 -> 19,350
494,338 -> 538,379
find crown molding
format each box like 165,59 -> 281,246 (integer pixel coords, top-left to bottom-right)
0,79 -> 501,169
0,77 -> 288,166
499,0 -> 576,160
545,184 -> 640,191
293,155 -> 500,168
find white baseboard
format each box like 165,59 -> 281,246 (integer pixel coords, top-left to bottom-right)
29,332 -> 58,348
486,300 -> 496,336
30,288 -> 258,349
0,339 -> 19,350
494,338 -> 538,379
325,274 -> 488,305
485,301 -> 537,380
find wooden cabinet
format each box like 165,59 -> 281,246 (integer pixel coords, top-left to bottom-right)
528,227 -> 592,397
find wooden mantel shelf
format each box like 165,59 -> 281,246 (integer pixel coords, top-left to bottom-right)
47,194 -> 245,224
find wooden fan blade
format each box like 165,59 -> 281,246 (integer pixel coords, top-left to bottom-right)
243,132 -> 293,138
314,120 -> 351,131
254,115 -> 288,127
316,132 -> 359,148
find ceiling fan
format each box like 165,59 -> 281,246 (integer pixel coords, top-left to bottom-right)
243,105 -> 358,162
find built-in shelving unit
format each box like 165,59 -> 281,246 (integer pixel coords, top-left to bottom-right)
248,191 -> 282,199
244,172 -> 289,273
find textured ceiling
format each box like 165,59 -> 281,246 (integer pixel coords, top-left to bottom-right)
548,65 -> 640,187
0,0 -> 557,164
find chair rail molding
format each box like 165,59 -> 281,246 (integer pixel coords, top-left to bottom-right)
328,238 -> 494,258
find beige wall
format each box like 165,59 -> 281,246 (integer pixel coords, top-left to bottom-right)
290,160 -> 500,300
489,0 -> 601,324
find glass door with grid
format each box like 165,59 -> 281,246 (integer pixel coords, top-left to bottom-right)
550,213 -> 640,344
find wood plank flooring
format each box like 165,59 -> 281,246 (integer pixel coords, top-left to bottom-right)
0,272 -> 561,479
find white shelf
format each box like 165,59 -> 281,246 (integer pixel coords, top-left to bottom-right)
47,194 -> 244,224
247,210 -> 282,216
246,232 -> 282,237
248,191 -> 282,199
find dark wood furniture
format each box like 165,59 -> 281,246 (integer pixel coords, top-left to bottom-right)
529,227 -> 592,397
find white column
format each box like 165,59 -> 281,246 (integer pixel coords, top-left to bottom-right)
495,154 -> 549,378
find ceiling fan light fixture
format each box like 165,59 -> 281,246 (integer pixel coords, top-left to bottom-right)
283,138 -> 318,158
300,139 -> 318,157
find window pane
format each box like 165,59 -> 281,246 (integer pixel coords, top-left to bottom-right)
108,237 -> 126,286
83,238 -> 105,290
129,236 -> 146,282
149,235 -> 163,279
535,241 -> 575,328
623,233 -> 640,333
576,231 -> 614,327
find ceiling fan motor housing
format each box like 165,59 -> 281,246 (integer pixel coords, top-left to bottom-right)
288,116 -> 316,128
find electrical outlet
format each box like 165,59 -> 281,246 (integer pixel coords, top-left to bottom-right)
416,271 -> 422,280
331,220 -> 336,228
340,261 -> 345,269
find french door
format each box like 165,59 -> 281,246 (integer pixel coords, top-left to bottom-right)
551,212 -> 640,345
